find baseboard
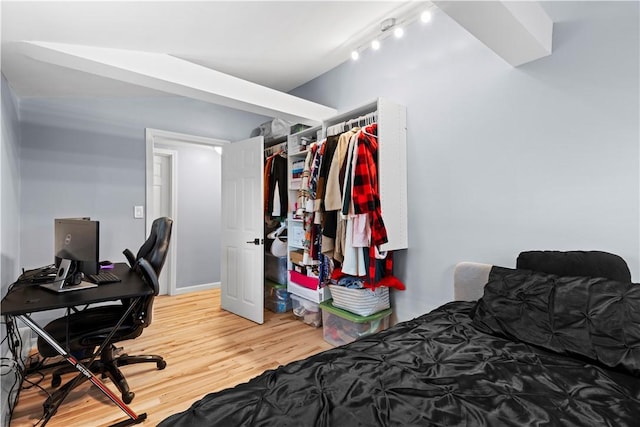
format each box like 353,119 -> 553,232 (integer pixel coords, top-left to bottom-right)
172,281 -> 220,295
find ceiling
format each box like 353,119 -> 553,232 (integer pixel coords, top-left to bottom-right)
1,1 -> 424,99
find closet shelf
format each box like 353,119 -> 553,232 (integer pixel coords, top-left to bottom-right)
290,150 -> 309,157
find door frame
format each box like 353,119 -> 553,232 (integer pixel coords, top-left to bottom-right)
152,148 -> 178,295
145,128 -> 229,295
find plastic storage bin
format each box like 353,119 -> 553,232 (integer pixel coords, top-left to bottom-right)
291,294 -> 322,327
265,280 -> 291,313
265,252 -> 287,285
319,299 -> 392,347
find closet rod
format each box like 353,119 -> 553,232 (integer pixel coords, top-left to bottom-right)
264,141 -> 287,157
326,111 -> 377,137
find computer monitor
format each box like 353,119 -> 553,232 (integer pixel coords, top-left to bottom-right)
54,218 -> 100,276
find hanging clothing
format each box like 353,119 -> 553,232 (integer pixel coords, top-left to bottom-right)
351,214 -> 371,247
341,130 -> 359,216
297,143 -> 317,216
324,129 -> 358,211
340,214 -> 366,276
299,143 -> 320,264
323,130 -> 358,260
352,124 -> 388,247
264,155 -> 274,214
308,139 -> 324,205
315,135 -> 339,212
266,154 -> 287,218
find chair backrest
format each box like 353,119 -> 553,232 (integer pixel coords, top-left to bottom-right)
134,258 -> 160,327
129,217 -> 173,277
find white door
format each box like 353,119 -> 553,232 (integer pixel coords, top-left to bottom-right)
221,136 -> 264,324
152,150 -> 175,295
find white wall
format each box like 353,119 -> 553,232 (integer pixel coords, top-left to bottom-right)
291,1 -> 640,321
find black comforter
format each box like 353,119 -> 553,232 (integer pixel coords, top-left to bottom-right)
160,300 -> 640,426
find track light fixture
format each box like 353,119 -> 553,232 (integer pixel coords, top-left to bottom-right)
380,18 -> 396,33
350,6 -> 435,61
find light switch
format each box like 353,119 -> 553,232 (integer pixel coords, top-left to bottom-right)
134,205 -> 144,219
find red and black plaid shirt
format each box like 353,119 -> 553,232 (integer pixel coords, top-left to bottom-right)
352,124 -> 388,247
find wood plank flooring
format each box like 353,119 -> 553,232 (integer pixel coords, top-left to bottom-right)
9,288 -> 333,426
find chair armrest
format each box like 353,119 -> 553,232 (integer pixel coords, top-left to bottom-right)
123,248 -> 137,269
137,258 -> 159,296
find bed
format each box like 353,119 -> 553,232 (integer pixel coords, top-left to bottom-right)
160,251 -> 640,426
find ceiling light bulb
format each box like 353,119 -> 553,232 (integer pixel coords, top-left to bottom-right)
351,50 -> 360,61
371,39 -> 381,50
394,27 -> 404,38
421,10 -> 432,23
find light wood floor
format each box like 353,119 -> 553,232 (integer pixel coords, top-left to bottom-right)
10,288 -> 333,426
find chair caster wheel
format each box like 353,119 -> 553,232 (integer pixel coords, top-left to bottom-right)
51,375 -> 61,388
157,360 -> 167,370
123,391 -> 135,404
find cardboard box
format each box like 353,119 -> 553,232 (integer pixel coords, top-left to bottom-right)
290,250 -> 304,265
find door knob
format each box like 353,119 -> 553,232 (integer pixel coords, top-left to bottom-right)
246,238 -> 262,245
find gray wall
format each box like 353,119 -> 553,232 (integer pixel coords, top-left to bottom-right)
18,96 -> 266,278
1,75 -> 21,297
1,75 -> 22,427
291,1 -> 640,321
155,142 -> 222,287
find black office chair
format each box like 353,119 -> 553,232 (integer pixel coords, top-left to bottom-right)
124,217 -> 173,277
37,218 -> 173,404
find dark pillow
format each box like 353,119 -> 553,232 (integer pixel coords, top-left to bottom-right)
516,250 -> 631,282
472,266 -> 640,377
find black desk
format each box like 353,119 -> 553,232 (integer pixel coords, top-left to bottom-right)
1,263 -> 151,426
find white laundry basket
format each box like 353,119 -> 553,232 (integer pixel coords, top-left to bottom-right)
328,285 -> 390,316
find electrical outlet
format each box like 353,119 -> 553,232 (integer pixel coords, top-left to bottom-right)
134,205 -> 144,219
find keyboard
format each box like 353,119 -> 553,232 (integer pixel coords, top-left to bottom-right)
88,271 -> 121,285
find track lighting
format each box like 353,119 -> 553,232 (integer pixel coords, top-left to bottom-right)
380,18 -> 396,33
349,6 -> 435,61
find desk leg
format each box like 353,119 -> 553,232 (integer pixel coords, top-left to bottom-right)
18,314 -> 147,426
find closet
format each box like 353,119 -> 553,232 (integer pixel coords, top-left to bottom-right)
222,98 -> 407,325
263,136 -> 290,312
285,98 -> 408,304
